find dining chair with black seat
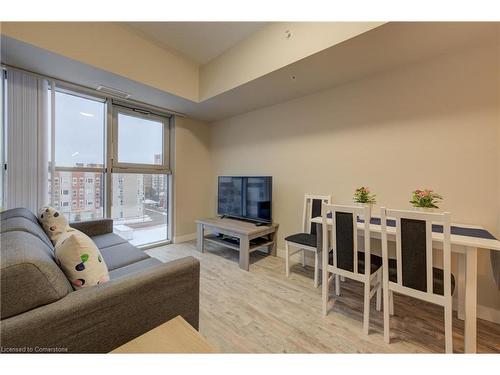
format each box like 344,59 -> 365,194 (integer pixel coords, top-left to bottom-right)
284,194 -> 331,287
380,208 -> 455,353
321,203 -> 382,335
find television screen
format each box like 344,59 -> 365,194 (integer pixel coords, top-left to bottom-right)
218,176 -> 272,223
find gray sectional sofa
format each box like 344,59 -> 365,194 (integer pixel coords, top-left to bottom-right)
0,208 -> 200,353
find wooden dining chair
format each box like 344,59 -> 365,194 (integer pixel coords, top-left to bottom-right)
284,194 -> 331,287
380,208 -> 455,353
321,203 -> 382,335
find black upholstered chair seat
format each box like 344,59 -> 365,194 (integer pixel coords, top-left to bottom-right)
285,233 -> 317,248
328,251 -> 382,275
357,252 -> 383,275
328,251 -> 455,294
386,260 -> 456,296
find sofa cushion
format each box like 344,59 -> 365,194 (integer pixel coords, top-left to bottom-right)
91,233 -> 128,250
100,242 -> 149,271
109,257 -> 162,280
1,231 -> 73,319
70,219 -> 114,237
55,230 -> 110,289
1,216 -> 54,250
0,207 -> 39,224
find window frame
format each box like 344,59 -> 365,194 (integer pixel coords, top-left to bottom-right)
49,84 -> 107,221
46,81 -> 173,246
0,70 -> 5,209
111,106 -> 171,174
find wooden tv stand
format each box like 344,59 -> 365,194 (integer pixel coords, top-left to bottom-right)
195,217 -> 279,271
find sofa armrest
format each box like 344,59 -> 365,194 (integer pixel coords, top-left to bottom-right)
70,218 -> 114,237
0,256 -> 200,353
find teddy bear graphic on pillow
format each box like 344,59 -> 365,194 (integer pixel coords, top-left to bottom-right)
38,206 -> 109,289
38,206 -> 74,244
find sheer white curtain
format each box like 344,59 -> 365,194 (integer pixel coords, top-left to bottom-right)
5,69 -> 49,212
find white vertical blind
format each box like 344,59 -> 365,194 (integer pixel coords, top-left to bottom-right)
5,69 -> 49,212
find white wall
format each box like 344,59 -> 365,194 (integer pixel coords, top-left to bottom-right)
173,116 -> 214,242
209,40 -> 500,315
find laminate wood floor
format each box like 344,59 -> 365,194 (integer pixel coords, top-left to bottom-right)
146,241 -> 500,353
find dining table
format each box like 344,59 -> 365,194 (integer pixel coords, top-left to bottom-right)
311,214 -> 500,353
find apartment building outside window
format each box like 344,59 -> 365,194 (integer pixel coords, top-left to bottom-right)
47,85 -> 171,246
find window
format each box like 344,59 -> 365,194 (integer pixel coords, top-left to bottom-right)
111,173 -> 169,246
47,86 -> 171,246
115,111 -> 166,167
49,89 -> 105,221
111,107 -> 170,246
54,91 -> 104,168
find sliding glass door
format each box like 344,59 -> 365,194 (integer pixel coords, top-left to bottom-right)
48,86 -> 171,246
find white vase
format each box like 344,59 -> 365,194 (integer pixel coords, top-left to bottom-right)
354,202 -> 374,219
354,202 -> 374,208
412,206 -> 438,213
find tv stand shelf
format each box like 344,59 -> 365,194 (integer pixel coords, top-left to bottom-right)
195,217 -> 279,271
204,234 -> 275,252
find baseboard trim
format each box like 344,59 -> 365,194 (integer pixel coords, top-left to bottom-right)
477,304 -> 500,324
173,232 -> 197,244
277,248 -> 500,324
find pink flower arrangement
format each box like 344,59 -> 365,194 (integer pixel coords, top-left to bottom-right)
410,189 -> 443,208
354,186 -> 376,204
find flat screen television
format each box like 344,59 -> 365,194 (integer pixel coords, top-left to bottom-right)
217,176 -> 272,223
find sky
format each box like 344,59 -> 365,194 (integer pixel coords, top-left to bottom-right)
54,91 -> 163,167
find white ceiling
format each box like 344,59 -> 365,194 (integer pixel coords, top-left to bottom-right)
123,22 -> 267,64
